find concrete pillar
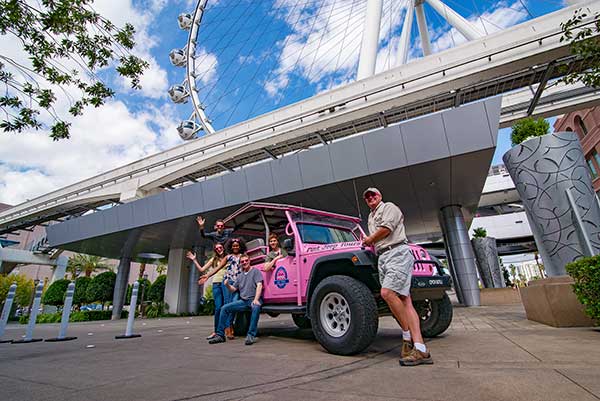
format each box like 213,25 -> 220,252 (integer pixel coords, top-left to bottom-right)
439,205 -> 480,306
111,257 -> 131,320
187,247 -> 199,314
52,255 -> 68,282
165,248 -> 190,314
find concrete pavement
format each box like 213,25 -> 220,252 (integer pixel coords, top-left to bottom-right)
0,305 -> 599,401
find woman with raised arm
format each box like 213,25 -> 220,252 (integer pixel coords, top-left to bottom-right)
263,233 -> 287,272
221,237 -> 247,339
186,242 -> 227,340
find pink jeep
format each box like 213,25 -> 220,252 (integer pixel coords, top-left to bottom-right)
223,202 -> 452,355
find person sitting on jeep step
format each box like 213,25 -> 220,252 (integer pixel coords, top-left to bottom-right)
209,253 -> 263,346
361,187 -> 433,366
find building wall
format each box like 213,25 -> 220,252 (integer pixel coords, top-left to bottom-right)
554,107 -> 600,193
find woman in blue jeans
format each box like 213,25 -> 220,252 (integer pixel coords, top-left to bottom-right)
186,243 -> 227,340
221,237 -> 247,339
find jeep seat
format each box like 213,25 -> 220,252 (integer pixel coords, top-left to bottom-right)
246,238 -> 267,265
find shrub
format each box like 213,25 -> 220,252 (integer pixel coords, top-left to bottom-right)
510,117 -> 550,146
20,310 -> 129,324
126,278 -> 151,305
85,271 -> 116,304
0,273 -> 34,307
145,301 -> 166,318
42,279 -> 70,306
565,255 -> 600,324
148,275 -> 167,303
473,227 -> 487,238
73,276 -> 92,306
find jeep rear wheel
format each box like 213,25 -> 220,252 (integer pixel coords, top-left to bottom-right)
310,275 -> 378,355
415,293 -> 453,338
292,313 -> 312,329
233,311 -> 251,336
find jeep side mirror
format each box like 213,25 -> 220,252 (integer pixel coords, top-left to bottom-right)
283,238 -> 295,256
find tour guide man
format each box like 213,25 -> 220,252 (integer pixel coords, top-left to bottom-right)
209,254 -> 263,346
361,187 -> 433,366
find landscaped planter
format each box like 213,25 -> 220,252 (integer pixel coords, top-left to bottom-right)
472,237 -> 504,288
480,287 -> 521,306
503,132 -> 600,276
519,276 -> 595,327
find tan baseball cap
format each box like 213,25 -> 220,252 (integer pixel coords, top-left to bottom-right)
362,187 -> 382,198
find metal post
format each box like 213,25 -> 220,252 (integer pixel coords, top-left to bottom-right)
46,282 -> 77,342
357,0 -> 383,80
566,187 -> 595,257
0,283 -> 17,343
396,0 -> 415,66
12,282 -> 44,343
415,1 -> 432,56
115,281 -> 141,339
424,0 -> 483,41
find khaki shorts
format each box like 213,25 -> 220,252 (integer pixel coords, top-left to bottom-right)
377,244 -> 414,296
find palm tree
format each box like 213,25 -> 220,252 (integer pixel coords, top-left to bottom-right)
67,254 -> 111,278
155,262 -> 167,276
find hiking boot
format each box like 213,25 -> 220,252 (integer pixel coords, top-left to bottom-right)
208,334 -> 226,344
206,332 -> 217,340
225,327 -> 235,340
244,335 -> 256,346
401,340 -> 413,359
399,348 -> 433,366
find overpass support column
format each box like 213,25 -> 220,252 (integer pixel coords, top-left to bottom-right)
187,246 -> 203,314
52,255 -> 68,282
439,205 -> 480,306
112,257 -> 131,320
165,249 -> 190,314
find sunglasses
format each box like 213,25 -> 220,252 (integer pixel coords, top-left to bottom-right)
364,192 -> 378,199
241,259 -> 250,264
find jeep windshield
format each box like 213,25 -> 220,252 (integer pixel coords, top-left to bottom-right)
296,223 -> 357,244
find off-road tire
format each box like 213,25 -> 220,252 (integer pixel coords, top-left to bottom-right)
415,293 -> 453,338
292,313 -> 312,329
233,311 -> 251,336
310,275 -> 378,355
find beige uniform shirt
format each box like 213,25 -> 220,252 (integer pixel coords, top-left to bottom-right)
367,201 -> 407,251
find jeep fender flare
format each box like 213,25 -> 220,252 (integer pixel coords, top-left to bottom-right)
305,251 -> 379,317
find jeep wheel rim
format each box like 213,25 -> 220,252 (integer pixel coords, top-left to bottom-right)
320,292 -> 350,338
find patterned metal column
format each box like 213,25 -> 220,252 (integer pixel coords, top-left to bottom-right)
439,205 -> 480,306
503,132 -> 600,275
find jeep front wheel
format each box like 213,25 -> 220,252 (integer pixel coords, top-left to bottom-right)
310,275 -> 378,355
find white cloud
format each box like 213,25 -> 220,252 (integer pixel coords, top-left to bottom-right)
0,100 -> 180,205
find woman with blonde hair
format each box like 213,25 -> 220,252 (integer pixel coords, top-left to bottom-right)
187,242 -> 227,340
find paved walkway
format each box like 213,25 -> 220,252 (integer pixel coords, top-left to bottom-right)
1,304 -> 599,401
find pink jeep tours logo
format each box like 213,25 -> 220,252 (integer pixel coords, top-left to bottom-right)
274,266 -> 289,289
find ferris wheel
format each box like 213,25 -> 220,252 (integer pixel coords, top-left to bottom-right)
168,0 -> 564,141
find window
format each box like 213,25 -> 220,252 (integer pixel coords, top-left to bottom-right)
587,158 -> 598,179
575,116 -> 588,136
297,223 -> 356,244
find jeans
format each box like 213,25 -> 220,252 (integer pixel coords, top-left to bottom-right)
222,284 -> 239,328
212,283 -> 225,332
216,298 -> 262,337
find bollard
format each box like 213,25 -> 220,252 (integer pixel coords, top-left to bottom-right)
0,283 -> 17,343
45,282 -> 77,342
115,281 -> 141,339
12,282 -> 44,344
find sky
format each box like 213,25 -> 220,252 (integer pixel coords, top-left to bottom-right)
0,0 -> 570,206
